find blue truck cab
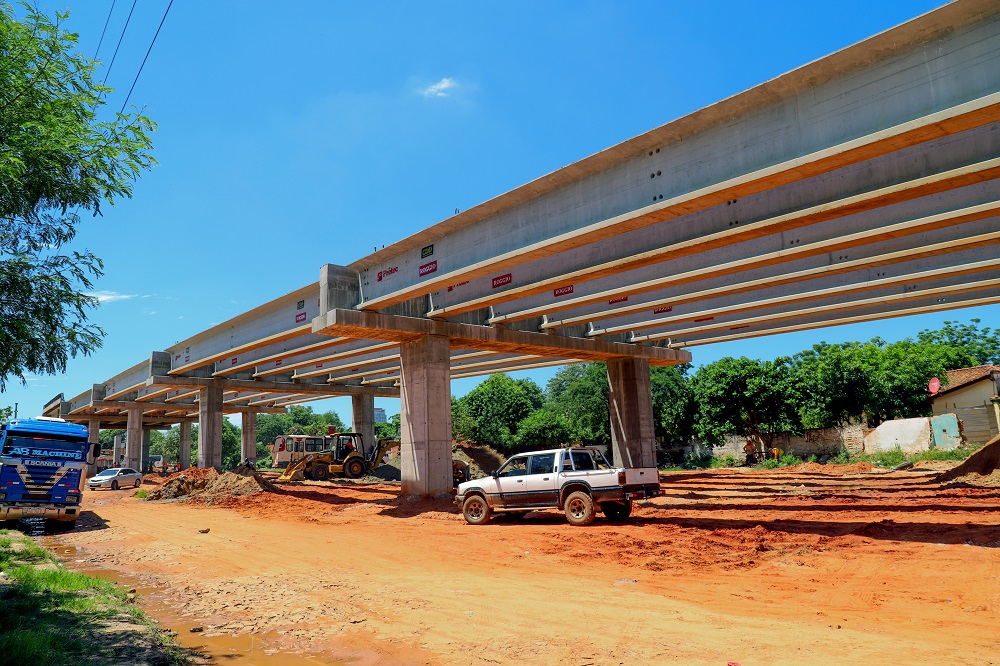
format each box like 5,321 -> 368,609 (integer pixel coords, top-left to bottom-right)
0,417 -> 97,525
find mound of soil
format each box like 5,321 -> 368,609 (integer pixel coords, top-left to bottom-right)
937,433 -> 1000,483
145,466 -> 275,501
454,444 -> 506,477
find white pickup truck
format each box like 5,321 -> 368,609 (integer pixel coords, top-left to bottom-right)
455,447 -> 660,526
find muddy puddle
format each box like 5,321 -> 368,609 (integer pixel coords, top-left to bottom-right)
40,537 -> 348,665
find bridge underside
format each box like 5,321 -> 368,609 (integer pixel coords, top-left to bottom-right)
46,1 -> 1000,495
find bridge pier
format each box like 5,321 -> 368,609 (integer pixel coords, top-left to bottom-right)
113,434 -> 123,468
179,422 -> 191,469
352,393 -> 376,457
197,384 -> 223,469
241,411 -> 257,466
126,406 -> 142,471
399,334 -> 453,497
607,357 -> 657,468
141,428 -> 151,473
87,418 -> 100,477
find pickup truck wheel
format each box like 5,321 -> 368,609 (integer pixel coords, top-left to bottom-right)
462,495 -> 491,525
344,458 -> 365,479
564,491 -> 596,526
601,500 -> 633,522
311,464 -> 330,481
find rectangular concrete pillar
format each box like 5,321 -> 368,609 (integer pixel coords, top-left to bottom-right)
141,428 -> 151,474
197,384 -> 224,469
607,357 -> 657,468
125,406 -> 142,471
352,393 -> 376,456
113,434 -> 123,467
86,419 -> 100,477
179,422 -> 191,470
241,411 -> 258,465
399,334 -> 452,496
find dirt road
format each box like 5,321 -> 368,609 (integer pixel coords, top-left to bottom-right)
49,464 -> 1000,665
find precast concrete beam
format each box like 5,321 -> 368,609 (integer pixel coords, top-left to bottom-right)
145,375 -> 399,397
358,92 -> 1000,312
312,309 -> 691,366
197,384 -> 224,470
352,394 -> 376,456
607,358 -> 656,469
399,335 -> 452,497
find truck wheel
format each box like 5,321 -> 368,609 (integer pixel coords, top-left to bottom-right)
601,500 -> 633,522
311,464 -> 330,481
111,480 -> 119,491
462,495 -> 491,525
344,458 -> 365,479
564,491 -> 596,526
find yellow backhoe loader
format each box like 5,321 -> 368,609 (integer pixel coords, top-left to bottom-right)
278,433 -> 399,482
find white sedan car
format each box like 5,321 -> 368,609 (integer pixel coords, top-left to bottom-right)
88,468 -> 143,490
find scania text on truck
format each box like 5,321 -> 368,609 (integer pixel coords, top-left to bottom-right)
0,417 -> 99,527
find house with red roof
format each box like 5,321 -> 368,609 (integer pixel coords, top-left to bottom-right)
931,365 -> 1000,444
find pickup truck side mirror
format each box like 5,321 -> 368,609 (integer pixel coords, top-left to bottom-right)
491,471 -> 499,479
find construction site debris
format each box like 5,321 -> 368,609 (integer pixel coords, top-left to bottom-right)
144,466 -> 276,502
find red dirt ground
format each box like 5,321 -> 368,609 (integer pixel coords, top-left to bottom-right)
54,465 -> 1000,664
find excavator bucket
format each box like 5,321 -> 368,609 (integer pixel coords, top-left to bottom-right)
279,468 -> 305,482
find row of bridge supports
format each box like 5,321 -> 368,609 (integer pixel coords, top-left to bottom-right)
83,391 -> 379,477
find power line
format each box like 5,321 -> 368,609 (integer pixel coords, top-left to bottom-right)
120,0 -> 174,114
93,0 -> 118,60
103,0 -> 138,85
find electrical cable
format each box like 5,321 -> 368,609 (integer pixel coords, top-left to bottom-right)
103,0 -> 138,86
93,0 -> 118,60
119,0 -> 174,113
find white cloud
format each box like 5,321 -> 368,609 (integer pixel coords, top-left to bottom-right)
86,290 -> 137,303
420,77 -> 458,98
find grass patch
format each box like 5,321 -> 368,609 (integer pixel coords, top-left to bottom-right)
135,489 -> 149,500
845,441 -> 985,469
0,529 -> 190,666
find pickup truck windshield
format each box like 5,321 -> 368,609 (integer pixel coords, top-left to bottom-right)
497,457 -> 528,477
2,434 -> 87,461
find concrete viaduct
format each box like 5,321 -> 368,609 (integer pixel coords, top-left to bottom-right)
45,0 -> 1000,495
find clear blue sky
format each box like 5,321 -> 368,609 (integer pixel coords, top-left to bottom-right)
7,0 -> 996,424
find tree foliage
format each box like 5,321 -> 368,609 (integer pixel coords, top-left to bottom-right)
916,319 -> 1000,366
459,374 -> 540,449
692,357 -> 802,448
513,409 -> 578,448
546,363 -> 610,443
255,405 -> 346,445
0,4 -> 156,390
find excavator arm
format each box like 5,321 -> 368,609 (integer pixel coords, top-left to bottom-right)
278,453 -> 315,482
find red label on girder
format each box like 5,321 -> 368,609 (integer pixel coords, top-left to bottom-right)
609,296 -> 628,305
553,285 -> 574,297
653,306 -> 673,314
377,266 -> 398,282
419,261 -> 438,277
275,359 -> 283,367
492,273 -> 512,288
694,316 -> 715,323
447,281 -> 470,293
295,312 -> 307,323
231,358 -> 238,365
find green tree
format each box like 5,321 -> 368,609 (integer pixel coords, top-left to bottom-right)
916,319 -> 1000,366
256,405 -> 346,445
220,419 -> 243,470
451,397 -> 476,443
0,405 -> 11,423
650,364 -> 695,443
375,413 -> 401,440
692,357 -> 802,450
513,409 -> 579,448
461,374 -> 537,448
546,363 -> 610,443
0,4 -> 155,390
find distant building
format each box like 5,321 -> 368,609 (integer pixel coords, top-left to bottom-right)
374,408 -> 387,423
931,365 -> 1000,444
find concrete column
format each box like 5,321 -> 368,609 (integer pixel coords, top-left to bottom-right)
241,411 -> 258,466
606,357 -> 657,468
141,428 -> 151,474
125,406 -> 142,471
352,393 -> 376,456
197,384 -> 224,469
86,419 -> 100,477
399,334 -> 452,496
112,434 -> 123,467
179,422 -> 192,470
